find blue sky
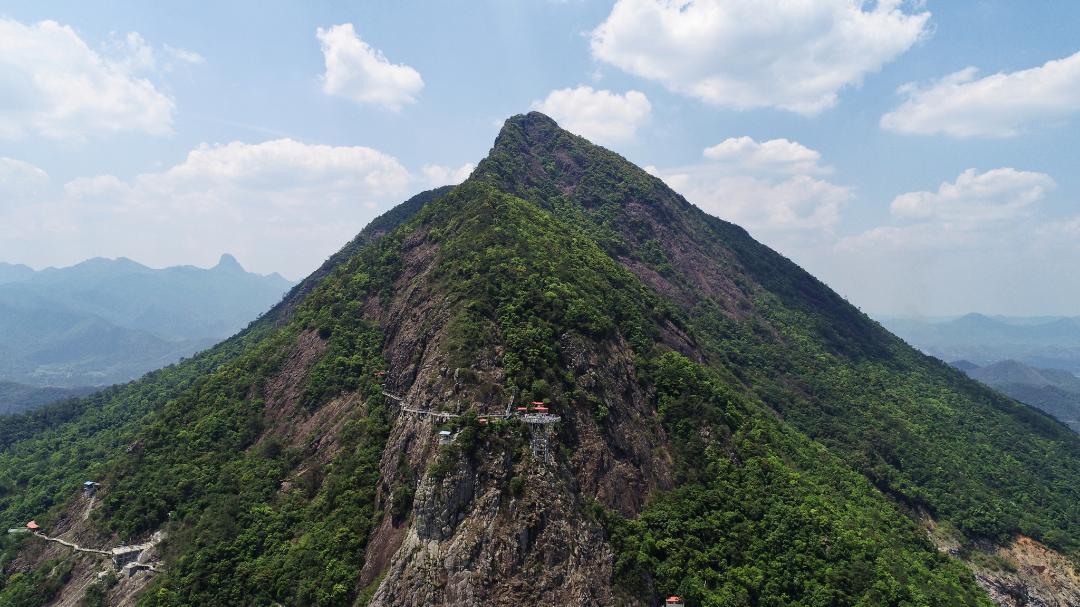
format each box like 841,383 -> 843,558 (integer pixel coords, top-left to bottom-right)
1,1 -> 1079,316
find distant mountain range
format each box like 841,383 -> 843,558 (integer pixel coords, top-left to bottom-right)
951,359 -> 1080,433
0,254 -> 293,393
0,262 -> 35,284
881,313 -> 1080,372
881,313 -> 1080,432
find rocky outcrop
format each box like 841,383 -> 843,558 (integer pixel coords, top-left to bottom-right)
370,455 -> 614,606
926,516 -> 1080,607
970,537 -> 1080,607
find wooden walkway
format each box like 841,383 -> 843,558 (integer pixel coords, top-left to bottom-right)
25,530 -> 163,570
30,532 -> 110,556
383,391 -> 517,420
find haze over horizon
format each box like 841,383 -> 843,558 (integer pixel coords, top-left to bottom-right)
2,1 -> 1079,316
1,252 -> 286,280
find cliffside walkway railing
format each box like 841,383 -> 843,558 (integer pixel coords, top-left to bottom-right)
17,529 -> 164,571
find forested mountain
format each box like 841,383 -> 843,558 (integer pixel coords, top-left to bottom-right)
2,114 -> 1078,606
956,359 -> 1080,433
0,255 -> 293,390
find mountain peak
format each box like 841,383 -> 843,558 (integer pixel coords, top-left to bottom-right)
214,253 -> 245,272
476,109 -> 653,212
484,111 -> 574,164
502,110 -> 559,132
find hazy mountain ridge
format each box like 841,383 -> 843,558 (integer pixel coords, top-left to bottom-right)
954,359 -> 1080,433
882,313 -> 1080,372
0,254 -> 293,389
0,263 -> 34,285
2,114 -> 1078,606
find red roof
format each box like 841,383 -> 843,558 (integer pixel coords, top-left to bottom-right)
26,520 -> 39,530
530,401 -> 544,405
666,597 -> 682,604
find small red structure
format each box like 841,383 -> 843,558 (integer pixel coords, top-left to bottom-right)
530,401 -> 544,406
374,371 -> 387,377
478,417 -> 489,425
533,405 -> 549,413
515,406 -> 528,412
26,520 -> 39,531
665,596 -> 684,607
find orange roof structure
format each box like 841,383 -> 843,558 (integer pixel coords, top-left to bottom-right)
666,597 -> 683,605
26,520 -> 39,530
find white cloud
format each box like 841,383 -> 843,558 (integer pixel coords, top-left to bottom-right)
530,86 -> 651,144
590,0 -> 929,114
703,136 -> 830,175
110,32 -> 156,72
421,163 -> 475,187
890,168 -> 1054,223
317,23 -> 424,111
881,51 -> 1080,137
163,44 -> 205,66
1,140 -> 413,278
0,18 -> 175,139
0,158 -> 51,208
839,168 -> 1055,254
651,137 -> 850,238
663,170 -> 850,233
825,167 -> 1075,315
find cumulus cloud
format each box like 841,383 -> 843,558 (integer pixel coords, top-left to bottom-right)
0,18 -> 175,139
317,23 -> 424,111
530,86 -> 651,145
0,140 -> 413,278
881,51 -> 1080,137
421,163 -> 475,187
664,171 -> 850,234
651,137 -> 850,241
890,168 -> 1054,223
826,167 -> 1076,315
590,0 -> 929,114
839,168 -> 1055,254
703,137 -> 830,175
